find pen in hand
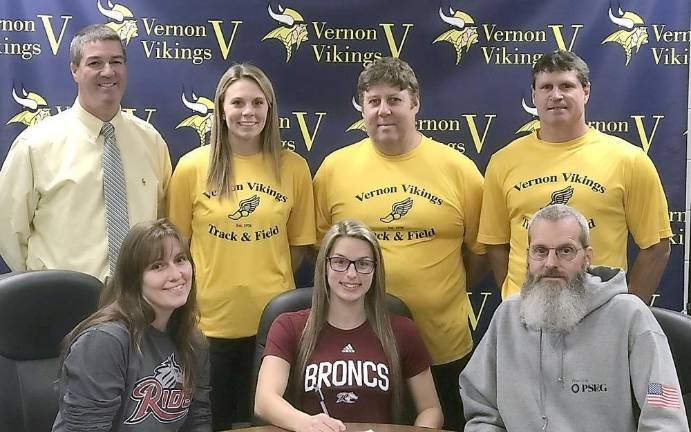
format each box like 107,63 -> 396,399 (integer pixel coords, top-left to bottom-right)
315,386 -> 330,416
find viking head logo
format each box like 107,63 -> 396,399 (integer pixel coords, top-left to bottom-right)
433,5 -> 478,65
7,85 -> 51,127
515,96 -> 540,134
262,3 -> 308,62
346,96 -> 367,133
153,354 -> 183,389
601,0 -> 648,65
380,197 -> 414,223
98,0 -> 139,45
228,195 -> 261,220
176,90 -> 214,146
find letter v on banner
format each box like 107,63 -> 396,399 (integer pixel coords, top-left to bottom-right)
631,115 -> 664,153
208,20 -> 242,59
37,15 -> 72,55
293,112 -> 326,151
548,24 -> 583,51
466,292 -> 491,331
462,114 -> 496,153
379,24 -> 413,58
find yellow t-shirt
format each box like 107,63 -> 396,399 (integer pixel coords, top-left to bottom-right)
314,136 -> 484,364
479,128 -> 671,298
167,146 -> 316,338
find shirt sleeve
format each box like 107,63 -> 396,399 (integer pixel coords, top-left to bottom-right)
629,313 -> 689,431
167,154 -> 195,239
0,136 -> 38,271
478,156 -> 511,246
182,343 -> 213,432
56,328 -> 129,431
393,316 -> 432,379
624,151 -> 672,249
459,312 -> 507,431
312,157 -> 334,245
460,157 -> 486,255
157,133 -> 173,219
263,312 -> 302,364
287,154 -> 316,246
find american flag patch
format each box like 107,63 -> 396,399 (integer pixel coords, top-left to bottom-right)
646,383 -> 680,408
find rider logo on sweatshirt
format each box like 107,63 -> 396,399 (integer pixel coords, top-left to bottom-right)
124,354 -> 193,424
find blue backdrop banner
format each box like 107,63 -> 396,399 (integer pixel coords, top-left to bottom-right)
1,0 -> 689,334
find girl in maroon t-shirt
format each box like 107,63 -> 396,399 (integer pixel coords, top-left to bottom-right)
255,220 -> 443,431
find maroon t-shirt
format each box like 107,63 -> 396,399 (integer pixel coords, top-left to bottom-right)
264,309 -> 431,423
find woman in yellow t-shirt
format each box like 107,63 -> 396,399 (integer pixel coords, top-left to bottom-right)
167,64 -> 316,431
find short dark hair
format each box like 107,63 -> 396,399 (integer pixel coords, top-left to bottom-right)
356,57 -> 419,104
532,50 -> 589,88
70,24 -> 126,65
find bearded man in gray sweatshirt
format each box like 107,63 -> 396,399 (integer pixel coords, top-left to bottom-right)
460,204 -> 688,432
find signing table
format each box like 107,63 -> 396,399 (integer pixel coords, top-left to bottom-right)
230,423 -> 450,432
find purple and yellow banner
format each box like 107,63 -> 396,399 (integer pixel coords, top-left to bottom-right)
1,0 -> 688,333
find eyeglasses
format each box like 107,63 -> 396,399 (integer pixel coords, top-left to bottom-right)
527,245 -> 583,261
327,257 -> 376,274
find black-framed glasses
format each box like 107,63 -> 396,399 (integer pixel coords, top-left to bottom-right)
327,257 -> 376,274
527,245 -> 583,261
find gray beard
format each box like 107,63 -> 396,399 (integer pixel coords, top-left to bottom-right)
520,268 -> 588,334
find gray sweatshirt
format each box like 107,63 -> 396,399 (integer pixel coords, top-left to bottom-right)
460,267 -> 688,432
52,321 -> 211,432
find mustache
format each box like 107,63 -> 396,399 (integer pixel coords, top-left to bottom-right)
537,269 -> 565,279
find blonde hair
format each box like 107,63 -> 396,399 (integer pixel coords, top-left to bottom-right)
294,220 -> 404,420
207,63 -> 283,198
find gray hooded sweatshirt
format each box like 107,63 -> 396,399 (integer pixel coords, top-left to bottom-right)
460,267 -> 688,431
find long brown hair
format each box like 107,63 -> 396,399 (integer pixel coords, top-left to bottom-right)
207,63 -> 283,198
61,219 -> 204,390
294,220 -> 403,419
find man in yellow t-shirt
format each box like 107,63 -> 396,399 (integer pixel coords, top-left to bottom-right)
314,57 -> 485,430
479,50 -> 670,302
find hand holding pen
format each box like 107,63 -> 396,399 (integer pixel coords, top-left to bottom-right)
296,386 -> 345,432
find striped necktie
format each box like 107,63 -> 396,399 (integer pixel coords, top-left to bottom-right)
101,122 -> 129,275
